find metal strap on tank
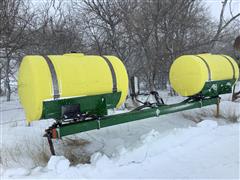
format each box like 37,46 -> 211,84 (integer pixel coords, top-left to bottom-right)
42,55 -> 60,99
101,56 -> 117,92
221,55 -> 235,79
195,55 -> 211,81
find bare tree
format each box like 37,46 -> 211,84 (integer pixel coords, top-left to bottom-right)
211,0 -> 240,49
118,0 -> 213,90
1,0 -> 239,101
0,0 -> 35,101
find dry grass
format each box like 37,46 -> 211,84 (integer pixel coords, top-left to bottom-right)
221,104 -> 239,122
62,138 -> 91,165
0,136 -> 92,169
182,102 -> 240,123
182,108 -> 216,123
0,136 -> 50,168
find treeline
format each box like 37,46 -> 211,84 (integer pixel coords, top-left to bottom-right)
0,0 -> 239,101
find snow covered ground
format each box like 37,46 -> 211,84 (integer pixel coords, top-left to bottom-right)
0,91 -> 239,179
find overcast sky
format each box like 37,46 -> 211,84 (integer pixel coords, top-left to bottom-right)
205,0 -> 240,20
31,0 -> 240,21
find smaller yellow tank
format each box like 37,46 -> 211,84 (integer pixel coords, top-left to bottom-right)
169,54 -> 239,97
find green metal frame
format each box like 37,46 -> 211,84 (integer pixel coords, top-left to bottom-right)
52,97 -> 219,138
42,78 -> 235,155
201,79 -> 235,97
41,79 -> 234,120
41,92 -> 121,120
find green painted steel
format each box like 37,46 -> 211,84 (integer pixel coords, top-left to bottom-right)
56,97 -> 219,138
201,79 -> 235,97
40,79 -> 233,121
41,92 -> 121,120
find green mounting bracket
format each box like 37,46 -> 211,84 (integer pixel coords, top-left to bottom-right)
41,92 -> 121,120
201,79 -> 235,97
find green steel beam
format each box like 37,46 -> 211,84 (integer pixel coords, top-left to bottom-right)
55,97 -> 219,138
42,79 -> 233,121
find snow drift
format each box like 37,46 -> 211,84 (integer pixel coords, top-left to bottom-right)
0,92 -> 239,179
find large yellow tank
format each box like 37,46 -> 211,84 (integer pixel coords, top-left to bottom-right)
18,53 -> 129,122
169,54 -> 239,97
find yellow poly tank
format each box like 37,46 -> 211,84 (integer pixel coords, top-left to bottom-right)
18,53 -> 129,122
169,54 -> 239,97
